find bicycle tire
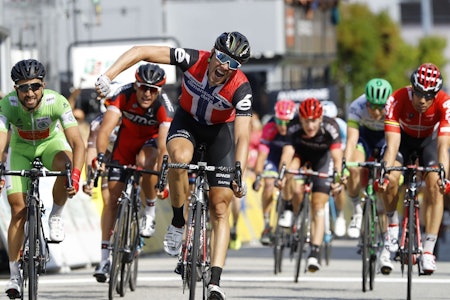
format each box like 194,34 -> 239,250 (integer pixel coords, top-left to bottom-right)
294,197 -> 309,283
27,199 -> 38,300
369,197 -> 378,291
119,203 -> 134,297
361,198 -> 370,292
273,193 -> 285,275
127,217 -> 140,292
407,200 -> 415,300
108,201 -> 128,300
189,202 -> 202,300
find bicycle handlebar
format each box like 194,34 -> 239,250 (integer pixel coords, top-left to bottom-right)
378,162 -> 446,187
0,161 -> 73,189
156,154 -> 242,192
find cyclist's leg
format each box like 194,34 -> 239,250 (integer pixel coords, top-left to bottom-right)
208,187 -> 233,281
138,142 -> 159,238
278,157 -> 300,228
229,196 -> 242,250
346,144 -> 366,238
420,138 -> 442,273
40,137 -> 73,242
93,165 -> 124,282
5,151 -> 30,296
308,191 -> 329,272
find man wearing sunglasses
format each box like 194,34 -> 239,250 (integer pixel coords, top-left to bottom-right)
92,63 -> 175,283
95,31 -> 252,300
377,63 -> 450,275
0,59 -> 86,298
252,99 -> 298,245
341,78 -> 395,273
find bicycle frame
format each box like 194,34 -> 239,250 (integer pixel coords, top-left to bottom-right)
104,163 -> 158,300
276,164 -> 335,283
157,147 -> 242,300
381,162 -> 445,300
344,160 -> 384,292
2,157 -> 72,300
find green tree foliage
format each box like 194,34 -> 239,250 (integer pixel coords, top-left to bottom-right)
333,3 -> 446,105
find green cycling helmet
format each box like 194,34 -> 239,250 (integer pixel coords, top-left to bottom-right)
365,78 -> 393,105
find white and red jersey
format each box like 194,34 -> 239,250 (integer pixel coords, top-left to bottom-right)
169,48 -> 253,125
385,86 -> 450,138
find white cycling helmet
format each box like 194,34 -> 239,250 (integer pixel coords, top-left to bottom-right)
321,100 -> 338,118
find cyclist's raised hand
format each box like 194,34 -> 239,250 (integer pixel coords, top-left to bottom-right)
95,74 -> 111,99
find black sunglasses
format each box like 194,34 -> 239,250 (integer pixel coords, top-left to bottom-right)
15,83 -> 43,93
413,89 -> 436,101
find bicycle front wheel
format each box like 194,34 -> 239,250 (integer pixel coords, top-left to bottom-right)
294,198 -> 309,283
27,200 -> 39,300
361,198 -> 370,292
109,201 -> 128,300
407,201 -> 415,300
189,203 -> 203,300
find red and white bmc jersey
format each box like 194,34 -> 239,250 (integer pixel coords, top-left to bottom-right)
169,48 -> 253,125
385,86 -> 450,138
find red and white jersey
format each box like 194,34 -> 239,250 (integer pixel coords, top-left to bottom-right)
170,48 -> 253,125
385,86 -> 450,138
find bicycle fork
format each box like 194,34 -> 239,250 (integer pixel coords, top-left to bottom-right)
399,194 -> 422,267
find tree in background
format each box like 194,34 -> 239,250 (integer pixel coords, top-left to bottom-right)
333,3 -> 446,107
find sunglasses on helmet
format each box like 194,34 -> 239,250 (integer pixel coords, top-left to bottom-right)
15,82 -> 43,93
215,50 -> 241,70
135,82 -> 161,93
413,89 -> 436,101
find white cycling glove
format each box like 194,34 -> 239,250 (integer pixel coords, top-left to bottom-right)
95,74 -> 111,98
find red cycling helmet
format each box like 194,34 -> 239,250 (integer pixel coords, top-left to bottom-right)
299,98 -> 323,119
410,63 -> 443,93
275,99 -> 296,121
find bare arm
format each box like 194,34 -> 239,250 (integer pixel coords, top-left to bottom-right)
64,126 -> 86,172
343,126 -> 359,161
234,115 -> 252,173
156,124 -> 170,169
279,145 -> 295,171
437,135 -> 450,177
383,131 -> 401,167
0,131 -> 8,163
96,110 -> 121,156
104,46 -> 171,82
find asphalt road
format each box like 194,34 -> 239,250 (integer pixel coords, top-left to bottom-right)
2,234 -> 450,300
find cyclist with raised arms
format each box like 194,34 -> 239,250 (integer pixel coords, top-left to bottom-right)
252,99 -> 297,245
278,98 -> 343,272
377,63 -> 450,274
343,78 -> 393,273
92,63 -> 174,282
0,59 -> 85,298
94,31 -> 252,300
